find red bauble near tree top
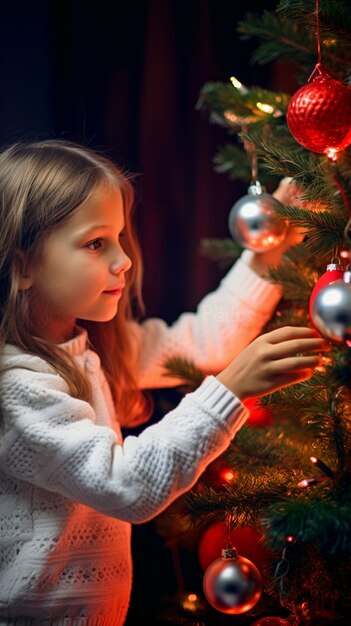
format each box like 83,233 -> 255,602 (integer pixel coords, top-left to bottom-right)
287,64 -> 351,156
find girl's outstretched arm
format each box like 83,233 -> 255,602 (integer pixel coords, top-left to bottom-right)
0,326 -> 330,524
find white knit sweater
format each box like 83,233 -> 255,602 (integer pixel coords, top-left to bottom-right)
0,254 -> 281,625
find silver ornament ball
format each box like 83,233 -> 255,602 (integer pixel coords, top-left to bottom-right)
311,278 -> 351,343
203,550 -> 262,615
228,182 -> 288,252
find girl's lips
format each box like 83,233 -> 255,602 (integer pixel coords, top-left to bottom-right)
103,287 -> 124,295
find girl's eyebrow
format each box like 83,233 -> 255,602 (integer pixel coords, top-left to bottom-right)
77,223 -> 126,237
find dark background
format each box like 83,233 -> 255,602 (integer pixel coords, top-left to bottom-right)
0,1 -> 289,623
0,0 -> 284,322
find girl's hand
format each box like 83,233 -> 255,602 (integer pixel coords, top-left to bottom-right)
272,176 -> 302,207
216,326 -> 331,401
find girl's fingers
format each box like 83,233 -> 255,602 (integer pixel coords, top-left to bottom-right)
268,337 -> 331,360
266,326 -> 320,343
268,355 -> 323,374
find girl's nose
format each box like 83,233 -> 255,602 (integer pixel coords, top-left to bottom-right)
111,250 -> 132,275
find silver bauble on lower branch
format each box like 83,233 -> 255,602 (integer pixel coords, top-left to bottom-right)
203,548 -> 262,615
311,272 -> 351,343
228,181 -> 288,252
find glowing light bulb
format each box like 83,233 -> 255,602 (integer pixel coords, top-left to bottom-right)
256,102 -> 274,114
325,147 -> 338,161
230,75 -> 249,95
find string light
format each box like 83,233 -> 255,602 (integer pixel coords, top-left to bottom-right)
181,592 -> 202,613
309,456 -> 335,478
230,75 -> 249,95
297,476 -> 327,488
219,468 -> 236,483
230,76 -> 282,120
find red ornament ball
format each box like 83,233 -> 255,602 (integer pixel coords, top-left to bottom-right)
244,397 -> 273,428
198,521 -> 273,574
287,65 -> 351,155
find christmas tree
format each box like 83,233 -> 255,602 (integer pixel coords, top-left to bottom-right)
155,1 -> 351,625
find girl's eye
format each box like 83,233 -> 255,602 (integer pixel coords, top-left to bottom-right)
86,238 -> 103,251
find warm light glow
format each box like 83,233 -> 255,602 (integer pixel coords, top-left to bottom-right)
223,110 -> 256,125
256,101 -> 274,114
286,535 -> 295,543
230,76 -> 243,90
182,592 -> 199,612
230,75 -> 248,95
340,249 -> 350,259
323,38 -> 337,46
325,147 -> 338,161
224,110 -> 239,123
266,235 -> 277,244
310,456 -> 317,464
220,469 -> 235,483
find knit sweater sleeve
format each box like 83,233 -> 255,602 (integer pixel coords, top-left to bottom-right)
0,368 -> 248,524
130,253 -> 282,389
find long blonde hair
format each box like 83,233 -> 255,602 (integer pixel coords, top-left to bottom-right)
0,139 -> 151,427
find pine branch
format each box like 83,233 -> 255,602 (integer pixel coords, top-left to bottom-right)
268,258 -> 315,301
277,0 -> 351,35
241,131 -> 346,203
200,237 -> 241,268
273,204 -> 348,255
238,3 -> 351,77
196,81 -> 290,129
227,424 -> 314,470
161,355 -> 205,389
263,494 -> 351,554
238,10 -> 317,67
213,144 -> 251,181
178,470 -> 294,528
213,143 -> 280,186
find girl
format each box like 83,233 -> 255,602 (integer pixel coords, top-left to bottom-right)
0,140 -> 329,625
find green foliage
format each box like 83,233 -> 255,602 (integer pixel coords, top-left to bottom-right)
159,0 -> 351,622
199,237 -> 242,268
162,355 -> 205,389
239,0 -> 351,79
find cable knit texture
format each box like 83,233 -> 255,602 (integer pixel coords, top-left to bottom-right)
0,255 -> 281,625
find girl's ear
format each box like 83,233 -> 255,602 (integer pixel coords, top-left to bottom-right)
15,249 -> 33,290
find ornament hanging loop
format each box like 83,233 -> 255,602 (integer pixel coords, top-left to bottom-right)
239,124 -> 258,184
315,0 -> 322,65
224,510 -> 235,552
307,62 -> 330,83
250,150 -> 258,184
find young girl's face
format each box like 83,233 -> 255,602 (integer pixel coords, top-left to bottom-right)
24,184 -> 132,343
